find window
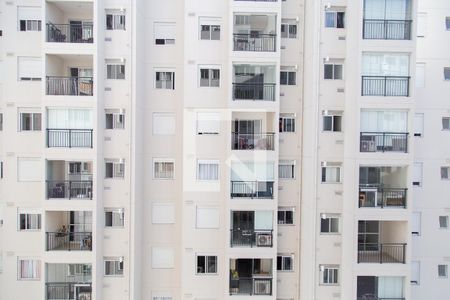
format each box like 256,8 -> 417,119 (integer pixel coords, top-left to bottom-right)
106,10 -> 125,30
152,203 -> 175,224
152,247 -> 175,269
320,214 -> 339,233
414,113 -> 424,137
197,160 -> 219,181
325,11 -> 345,28
322,112 -> 342,132
199,18 -> 220,40
200,68 -> 220,87
438,265 -> 448,278
412,212 -> 421,236
196,255 -> 217,274
153,296 -> 172,300
19,212 -> 41,230
47,108 -> 93,129
104,257 -> 124,276
105,159 -> 125,179
439,216 -> 448,229
106,60 -> 125,79
18,57 -> 41,81
0,161 -> 3,179
197,112 -> 220,135
277,255 -> 293,271
19,111 -> 41,131
153,113 -> 175,135
154,159 -> 175,179
105,109 -> 125,129
441,167 -> 450,180
154,22 -> 176,45
444,68 -> 450,81
417,13 -> 427,37
155,71 -> 175,89
280,71 -> 296,85
279,160 -> 295,179
443,117 -> 450,130
279,114 -> 296,133
18,7 -> 41,31
17,157 -> 41,182
362,53 -> 409,77
413,163 -> 423,186
321,164 -> 341,183
411,261 -> 420,284
196,207 -> 219,229
105,208 -> 124,227
446,17 -> 450,30
281,20 -> 297,38
320,266 -> 339,285
324,63 -> 343,80
0,113 -> 3,131
278,208 -> 294,225
416,63 -> 425,88
18,259 -> 40,280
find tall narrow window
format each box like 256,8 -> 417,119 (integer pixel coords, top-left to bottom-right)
105,109 -> 125,129
411,261 -> 420,284
106,10 -> 126,30
438,265 -> 448,278
439,216 -> 449,229
414,113 -> 424,137
441,167 -> 450,180
417,13 -> 427,37
105,159 -> 125,179
413,163 -> 423,186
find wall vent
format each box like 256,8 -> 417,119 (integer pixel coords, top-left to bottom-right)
105,37 -> 112,42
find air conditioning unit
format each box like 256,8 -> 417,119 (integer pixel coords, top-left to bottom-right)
256,232 -> 272,247
361,140 -> 376,152
253,279 -> 271,295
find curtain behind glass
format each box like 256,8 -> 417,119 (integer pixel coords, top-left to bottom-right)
361,111 -> 408,132
378,277 -> 404,298
47,109 -> 93,129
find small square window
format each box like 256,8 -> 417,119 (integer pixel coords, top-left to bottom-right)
325,11 -> 345,28
278,208 -> 294,225
104,257 -> 124,276
442,117 -> 450,130
105,209 -> 124,227
439,216 -> 449,229
19,112 -> 41,131
277,255 -> 294,271
279,114 -> 296,133
280,71 -> 296,85
200,68 -> 220,87
444,68 -> 450,80
324,64 -> 343,80
321,165 -> 341,183
446,17 -> 450,30
438,265 -> 448,278
320,265 -> 339,285
323,113 -> 342,132
320,214 -> 340,233
196,255 -> 217,274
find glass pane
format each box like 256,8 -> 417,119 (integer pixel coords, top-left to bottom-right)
324,64 -> 333,79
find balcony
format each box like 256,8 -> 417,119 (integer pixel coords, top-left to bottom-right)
46,161 -> 93,200
363,19 -> 412,40
358,221 -> 407,264
47,129 -> 93,148
233,65 -> 276,101
46,263 -> 92,300
230,229 -> 273,247
361,76 -> 410,97
233,34 -> 276,52
47,23 -> 93,43
231,181 -> 274,199
47,76 -> 93,96
47,232 -> 92,251
231,211 -> 273,247
359,187 -> 407,208
230,259 -> 273,296
357,276 -> 405,300
360,132 -> 408,153
233,14 -> 277,52
232,133 -> 275,150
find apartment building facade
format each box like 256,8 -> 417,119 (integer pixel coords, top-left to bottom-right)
0,0 -> 445,299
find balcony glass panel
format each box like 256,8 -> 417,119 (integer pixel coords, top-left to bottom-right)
233,14 -> 276,52
233,65 -> 276,101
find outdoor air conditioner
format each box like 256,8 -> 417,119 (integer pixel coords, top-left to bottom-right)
256,232 -> 272,247
253,279 -> 271,294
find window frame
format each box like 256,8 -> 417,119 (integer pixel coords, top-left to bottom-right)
321,164 -> 342,183
155,71 -> 175,90
281,21 -> 297,38
442,117 -> 450,130
280,71 -> 297,86
104,257 -> 124,277
439,216 -> 449,229
277,208 -> 294,225
17,258 -> 41,280
199,18 -> 221,41
279,114 -> 296,133
105,159 -> 125,179
325,11 -> 345,29
19,111 -> 41,132
196,159 -> 219,181
279,160 -> 296,180
104,208 -> 125,228
18,212 -> 41,231
153,159 -> 175,180
322,113 -> 342,132
199,67 -> 221,88
441,167 -> 450,180
105,109 -> 125,130
277,255 -> 294,272
320,214 -> 340,234
324,63 -> 344,80
106,10 -> 126,30
196,255 -> 218,275
320,265 -> 339,285
106,62 -> 125,80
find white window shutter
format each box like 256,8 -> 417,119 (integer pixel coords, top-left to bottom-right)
17,6 -> 41,20
417,13 -> 427,37
414,113 -> 424,136
18,57 -> 42,79
412,212 -> 421,235
152,203 -> 175,224
411,261 -> 420,284
416,63 -> 425,88
197,112 -> 220,134
196,207 -> 219,229
153,113 -> 175,135
154,22 -> 176,40
18,158 -> 41,181
413,163 -> 423,185
152,247 -> 174,269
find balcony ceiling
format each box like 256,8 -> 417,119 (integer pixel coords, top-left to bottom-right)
47,1 -> 93,16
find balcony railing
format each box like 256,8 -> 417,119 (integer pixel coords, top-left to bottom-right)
362,76 -> 410,97
47,129 -> 93,148
357,297 -> 405,300
232,133 -> 275,150
229,277 -> 273,296
46,23 -> 94,43
47,76 -> 93,96
230,181 -> 274,199
230,229 -> 273,247
46,232 -> 92,251
233,83 -> 276,101
46,282 -> 92,300
360,132 -> 408,153
235,0 -> 277,2
358,243 -> 406,264
363,19 -> 412,40
359,187 -> 407,208
233,34 -> 276,52
46,180 -> 93,200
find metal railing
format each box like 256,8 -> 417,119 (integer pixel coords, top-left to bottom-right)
361,76 -> 410,97
358,243 -> 406,264
229,277 -> 273,295
47,129 -> 93,148
46,282 -> 92,300
232,133 -> 275,150
46,76 -> 93,96
46,180 -> 93,200
363,19 -> 412,40
46,232 -> 92,251
46,23 -> 94,43
360,132 -> 408,153
230,181 -> 274,199
359,187 -> 407,208
233,34 -> 276,52
234,0 -> 277,1
232,83 -> 276,101
357,297 -> 406,300
230,229 -> 273,247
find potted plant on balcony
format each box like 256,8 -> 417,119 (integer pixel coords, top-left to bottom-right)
230,269 -> 239,294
